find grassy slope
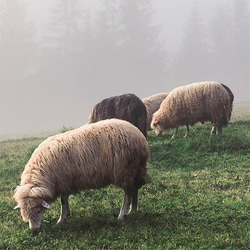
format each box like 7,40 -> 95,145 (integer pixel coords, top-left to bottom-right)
231,101 -> 250,121
0,119 -> 249,248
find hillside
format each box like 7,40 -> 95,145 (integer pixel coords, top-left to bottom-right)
0,115 -> 249,248
0,101 -> 249,142
231,101 -> 250,121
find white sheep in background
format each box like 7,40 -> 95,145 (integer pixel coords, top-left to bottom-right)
151,81 -> 232,138
142,92 -> 168,130
14,119 -> 149,230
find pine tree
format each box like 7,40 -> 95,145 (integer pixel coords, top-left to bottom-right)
0,0 -> 37,133
233,0 -> 249,69
231,0 -> 250,101
118,0 -> 166,92
42,0 -> 84,87
0,0 -> 35,81
208,5 -> 234,81
169,3 -> 209,84
93,0 -> 120,87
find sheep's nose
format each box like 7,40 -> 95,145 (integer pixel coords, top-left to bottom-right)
29,220 -> 41,231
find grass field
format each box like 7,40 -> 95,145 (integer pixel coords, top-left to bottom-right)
231,102 -> 250,122
0,109 -> 249,249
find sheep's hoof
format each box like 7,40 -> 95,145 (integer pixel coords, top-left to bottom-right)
57,216 -> 68,224
118,214 -> 128,221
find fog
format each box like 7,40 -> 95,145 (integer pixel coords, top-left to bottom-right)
0,0 -> 249,135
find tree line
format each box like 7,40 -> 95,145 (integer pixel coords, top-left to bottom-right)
0,0 -> 249,101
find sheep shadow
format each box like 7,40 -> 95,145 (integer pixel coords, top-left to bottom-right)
41,210 -> 161,232
42,208 -> 187,237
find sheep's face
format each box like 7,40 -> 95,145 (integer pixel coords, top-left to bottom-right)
16,198 -> 51,230
151,119 -> 163,136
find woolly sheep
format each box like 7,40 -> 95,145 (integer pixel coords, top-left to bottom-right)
14,119 -> 149,230
88,93 -> 147,138
151,81 -> 232,138
142,92 -> 168,130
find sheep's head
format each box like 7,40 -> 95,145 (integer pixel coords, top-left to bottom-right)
14,185 -> 51,230
151,109 -> 172,136
151,115 -> 163,136
14,197 -> 51,230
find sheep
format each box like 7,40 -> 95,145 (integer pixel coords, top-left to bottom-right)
88,93 -> 147,138
14,118 -> 149,230
151,81 -> 232,138
142,92 -> 168,130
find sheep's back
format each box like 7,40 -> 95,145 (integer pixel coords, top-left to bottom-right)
142,93 -> 168,114
21,119 -> 149,199
89,93 -> 147,137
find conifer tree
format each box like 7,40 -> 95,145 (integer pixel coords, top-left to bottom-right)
208,5 -> 234,80
43,0 -> 83,87
118,0 -> 166,91
169,4 -> 208,84
231,0 -> 250,100
0,0 -> 35,81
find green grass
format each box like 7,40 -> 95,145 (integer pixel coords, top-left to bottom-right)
0,121 -> 249,249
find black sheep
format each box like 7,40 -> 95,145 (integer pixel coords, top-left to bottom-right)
88,93 -> 147,138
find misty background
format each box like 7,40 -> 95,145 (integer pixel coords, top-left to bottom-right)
0,0 -> 249,135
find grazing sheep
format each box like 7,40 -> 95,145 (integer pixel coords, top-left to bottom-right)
88,93 -> 147,138
142,93 -> 168,130
14,119 -> 149,230
151,81 -> 232,138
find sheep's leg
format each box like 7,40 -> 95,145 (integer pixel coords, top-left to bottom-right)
131,187 -> 138,212
118,189 -> 133,220
217,125 -> 222,136
171,127 -> 179,139
57,194 -> 70,224
184,125 -> 190,138
211,125 -> 217,135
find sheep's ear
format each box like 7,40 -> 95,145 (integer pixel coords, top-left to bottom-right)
41,200 -> 51,209
14,205 -> 20,209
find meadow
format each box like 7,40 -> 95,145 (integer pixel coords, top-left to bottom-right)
0,104 -> 249,249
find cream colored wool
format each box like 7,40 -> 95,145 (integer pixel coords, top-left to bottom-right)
151,81 -> 231,135
14,119 -> 149,227
142,93 -> 168,130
